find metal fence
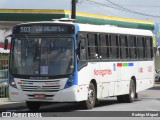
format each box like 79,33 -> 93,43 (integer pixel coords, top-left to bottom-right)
0,53 -> 9,98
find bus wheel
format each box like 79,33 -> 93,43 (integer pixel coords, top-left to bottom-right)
125,79 -> 136,103
26,101 -> 41,111
117,95 -> 126,103
80,83 -> 96,109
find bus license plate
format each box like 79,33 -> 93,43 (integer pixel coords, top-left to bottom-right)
34,94 -> 46,99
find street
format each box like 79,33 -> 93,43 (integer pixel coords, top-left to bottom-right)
0,83 -> 160,117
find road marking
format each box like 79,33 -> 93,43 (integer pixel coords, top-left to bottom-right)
6,109 -> 28,112
146,108 -> 158,111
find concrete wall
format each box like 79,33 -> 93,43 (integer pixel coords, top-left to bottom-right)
155,52 -> 160,70
0,21 -> 159,71
0,29 -> 12,43
0,21 -> 21,43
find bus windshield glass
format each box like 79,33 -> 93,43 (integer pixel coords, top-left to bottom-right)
10,36 -> 74,77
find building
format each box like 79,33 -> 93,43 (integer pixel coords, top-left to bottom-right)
0,8 -> 159,70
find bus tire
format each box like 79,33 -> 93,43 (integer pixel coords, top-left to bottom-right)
135,93 -> 138,99
80,83 -> 96,109
117,95 -> 126,103
26,101 -> 41,111
125,79 -> 136,103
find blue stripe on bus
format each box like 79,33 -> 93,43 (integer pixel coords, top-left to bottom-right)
73,23 -> 79,86
128,63 -> 134,66
28,82 -> 33,85
64,23 -> 79,89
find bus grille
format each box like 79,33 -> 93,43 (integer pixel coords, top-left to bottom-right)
19,80 -> 60,92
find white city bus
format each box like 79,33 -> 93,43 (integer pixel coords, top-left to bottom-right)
4,20 -> 154,110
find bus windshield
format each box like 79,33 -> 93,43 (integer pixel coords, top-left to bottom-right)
10,36 -> 74,77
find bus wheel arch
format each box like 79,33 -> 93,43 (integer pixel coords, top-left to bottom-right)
80,79 -> 97,109
90,79 -> 99,104
90,79 -> 97,97
131,76 -> 138,99
125,78 -> 136,103
131,76 -> 136,91
117,77 -> 137,103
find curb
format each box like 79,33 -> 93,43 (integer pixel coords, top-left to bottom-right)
0,98 -> 22,106
0,102 -> 26,112
0,98 -> 26,112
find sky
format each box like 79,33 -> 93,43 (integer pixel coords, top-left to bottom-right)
0,0 -> 160,23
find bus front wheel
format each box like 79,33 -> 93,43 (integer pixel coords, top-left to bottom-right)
80,83 -> 96,109
26,101 -> 41,111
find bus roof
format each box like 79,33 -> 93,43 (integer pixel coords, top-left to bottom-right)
14,21 -> 153,36
78,23 -> 153,36
14,20 -> 74,26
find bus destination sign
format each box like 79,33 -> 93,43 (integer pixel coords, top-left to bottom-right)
13,24 -> 75,34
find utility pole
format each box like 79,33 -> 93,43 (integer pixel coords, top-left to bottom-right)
71,0 -> 76,20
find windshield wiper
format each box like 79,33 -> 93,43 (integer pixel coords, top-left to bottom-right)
24,35 -> 33,49
48,39 -> 57,54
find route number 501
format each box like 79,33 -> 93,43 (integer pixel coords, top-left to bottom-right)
20,27 -> 31,33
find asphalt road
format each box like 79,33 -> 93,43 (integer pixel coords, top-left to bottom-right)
0,83 -> 160,118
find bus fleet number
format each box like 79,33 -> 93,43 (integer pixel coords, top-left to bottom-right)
20,27 -> 31,33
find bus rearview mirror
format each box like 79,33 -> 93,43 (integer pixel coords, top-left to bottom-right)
4,38 -> 8,50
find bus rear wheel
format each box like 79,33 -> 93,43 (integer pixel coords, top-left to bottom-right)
80,83 -> 96,109
117,79 -> 136,103
117,95 -> 126,103
26,101 -> 41,111
125,79 -> 136,103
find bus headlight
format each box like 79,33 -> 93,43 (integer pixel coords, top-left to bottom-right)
9,74 -> 17,89
69,75 -> 74,81
64,74 -> 74,89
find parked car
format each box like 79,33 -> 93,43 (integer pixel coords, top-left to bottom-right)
155,70 -> 160,82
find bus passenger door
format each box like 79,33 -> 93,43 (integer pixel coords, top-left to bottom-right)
77,33 -> 100,87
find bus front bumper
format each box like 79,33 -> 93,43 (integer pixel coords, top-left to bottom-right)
9,85 -> 88,102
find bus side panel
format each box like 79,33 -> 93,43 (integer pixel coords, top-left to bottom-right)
99,62 -> 119,97
77,62 -> 100,101
137,61 -> 154,92
115,81 -> 129,96
101,82 -> 109,97
116,62 -> 138,95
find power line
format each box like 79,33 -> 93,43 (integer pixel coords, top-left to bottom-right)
119,5 -> 160,8
99,4 -> 160,8
86,0 -> 132,14
104,0 -> 160,18
86,2 -> 108,11
86,0 -> 160,18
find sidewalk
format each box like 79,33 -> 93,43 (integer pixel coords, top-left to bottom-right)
0,98 -> 25,112
0,98 -> 21,105
0,84 -> 160,105
0,83 -> 159,112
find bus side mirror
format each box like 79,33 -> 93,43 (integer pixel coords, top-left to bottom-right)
80,39 -> 85,49
4,38 -> 8,50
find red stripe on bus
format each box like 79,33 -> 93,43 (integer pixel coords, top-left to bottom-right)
117,63 -> 122,67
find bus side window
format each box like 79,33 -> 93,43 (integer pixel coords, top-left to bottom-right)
110,34 -> 119,59
99,34 -> 110,59
88,34 -> 99,60
142,37 -> 146,59
77,33 -> 87,61
120,35 -> 128,59
146,37 -> 153,59
150,37 -> 154,58
77,33 -> 88,70
128,36 -> 137,59
137,37 -> 144,60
